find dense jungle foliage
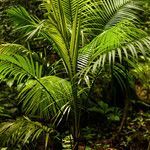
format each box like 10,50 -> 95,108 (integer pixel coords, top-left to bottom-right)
0,0 -> 150,150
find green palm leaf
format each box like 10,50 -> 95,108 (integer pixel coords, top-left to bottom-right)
7,6 -> 41,39
79,20 -> 150,73
0,117 -> 55,149
0,43 -> 31,55
0,54 -> 72,120
0,54 -> 43,82
80,0 -> 141,35
7,5 -> 72,76
99,0 -> 141,30
19,76 -> 72,119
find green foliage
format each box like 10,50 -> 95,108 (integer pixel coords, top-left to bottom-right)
141,0 -> 150,33
62,134 -> 73,149
19,76 -> 72,120
130,57 -> 150,103
0,117 -> 56,149
89,101 -> 121,122
0,82 -> 18,120
131,58 -> 150,86
0,0 -> 150,149
80,20 -> 149,71
119,111 -> 150,149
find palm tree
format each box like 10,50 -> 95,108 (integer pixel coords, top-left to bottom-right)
0,0 -> 150,149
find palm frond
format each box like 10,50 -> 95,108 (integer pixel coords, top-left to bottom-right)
79,20 -> 150,73
0,117 -> 55,149
100,0 -> 141,29
0,54 -> 43,83
42,0 -> 89,25
19,76 -> 72,119
0,43 -> 31,55
7,1 -> 142,78
7,5 -> 72,76
7,6 -> 43,40
7,6 -> 38,27
69,7 -> 80,74
0,53 -> 73,120
112,63 -> 129,92
82,0 -> 141,35
41,21 -> 72,76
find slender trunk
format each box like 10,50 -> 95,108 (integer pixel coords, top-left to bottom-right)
72,80 -> 80,150
119,62 -> 129,132
119,97 -> 129,132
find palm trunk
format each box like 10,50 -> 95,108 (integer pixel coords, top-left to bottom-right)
119,97 -> 129,132
72,80 -> 81,150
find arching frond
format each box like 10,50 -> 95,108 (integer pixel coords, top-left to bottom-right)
0,54 -> 43,83
7,5 -> 72,76
112,63 -> 129,92
0,53 -> 73,120
0,117 -> 55,149
100,0 -> 141,30
0,43 -> 31,55
80,0 -> 141,35
7,6 -> 38,27
19,76 -> 72,119
79,20 -> 150,73
7,6 -> 41,39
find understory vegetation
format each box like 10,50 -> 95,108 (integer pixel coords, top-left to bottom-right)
0,0 -> 150,150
